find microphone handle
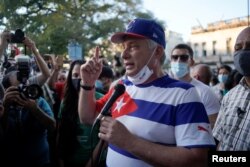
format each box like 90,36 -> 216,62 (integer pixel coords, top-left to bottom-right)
93,139 -> 105,167
93,110 -> 111,128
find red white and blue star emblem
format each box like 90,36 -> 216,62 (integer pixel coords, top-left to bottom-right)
112,92 -> 138,118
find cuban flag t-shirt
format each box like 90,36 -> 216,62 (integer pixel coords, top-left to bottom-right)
95,75 -> 215,167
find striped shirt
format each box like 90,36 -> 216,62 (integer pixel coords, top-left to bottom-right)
213,78 -> 250,150
97,75 -> 215,167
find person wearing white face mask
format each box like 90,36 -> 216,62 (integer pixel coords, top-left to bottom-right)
126,46 -> 156,85
170,44 -> 220,129
78,18 -> 215,167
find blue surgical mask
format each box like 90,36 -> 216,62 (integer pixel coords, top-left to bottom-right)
127,48 -> 156,85
218,74 -> 228,83
170,62 -> 189,78
95,80 -> 103,89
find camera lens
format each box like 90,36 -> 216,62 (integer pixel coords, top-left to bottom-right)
23,84 -> 42,99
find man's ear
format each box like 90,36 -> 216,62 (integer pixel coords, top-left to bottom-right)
193,75 -> 200,80
155,46 -> 164,61
189,58 -> 195,66
156,45 -> 164,54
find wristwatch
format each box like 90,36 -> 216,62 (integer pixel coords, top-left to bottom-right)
80,80 -> 95,91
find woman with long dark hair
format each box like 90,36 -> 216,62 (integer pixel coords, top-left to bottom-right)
57,60 -> 105,167
212,64 -> 232,101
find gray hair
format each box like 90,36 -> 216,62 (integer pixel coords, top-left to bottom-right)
147,39 -> 158,50
147,39 -> 166,65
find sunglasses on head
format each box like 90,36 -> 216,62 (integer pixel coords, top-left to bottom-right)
171,54 -> 189,62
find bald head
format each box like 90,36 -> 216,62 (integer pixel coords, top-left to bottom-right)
234,27 -> 250,83
235,27 -> 250,51
191,64 -> 212,85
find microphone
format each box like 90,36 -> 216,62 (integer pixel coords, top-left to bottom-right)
90,84 -> 125,167
94,83 -> 125,125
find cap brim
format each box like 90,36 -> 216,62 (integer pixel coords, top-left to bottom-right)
111,32 -> 147,43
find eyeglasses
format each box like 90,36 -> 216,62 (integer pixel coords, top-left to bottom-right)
171,54 -> 189,62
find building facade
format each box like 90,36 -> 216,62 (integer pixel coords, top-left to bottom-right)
164,29 -> 184,66
165,29 -> 184,57
189,16 -> 248,66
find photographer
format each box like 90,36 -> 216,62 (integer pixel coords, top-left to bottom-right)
0,30 -> 51,85
1,70 -> 56,167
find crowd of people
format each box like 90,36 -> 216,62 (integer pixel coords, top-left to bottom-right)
0,17 -> 249,167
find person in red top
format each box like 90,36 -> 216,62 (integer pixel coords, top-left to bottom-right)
54,71 -> 67,100
47,56 -> 66,100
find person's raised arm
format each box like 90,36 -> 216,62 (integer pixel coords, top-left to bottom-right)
0,31 -> 10,59
24,98 -> 56,131
78,47 -> 103,124
23,37 -> 50,85
47,56 -> 61,90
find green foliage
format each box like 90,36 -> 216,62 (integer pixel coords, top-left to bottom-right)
0,0 -> 165,59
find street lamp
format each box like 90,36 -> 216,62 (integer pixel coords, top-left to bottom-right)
248,0 -> 250,26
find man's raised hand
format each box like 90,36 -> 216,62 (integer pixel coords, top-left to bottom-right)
80,46 -> 103,86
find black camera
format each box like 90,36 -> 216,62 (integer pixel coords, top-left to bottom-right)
18,84 -> 43,100
15,55 -> 42,99
8,29 -> 25,43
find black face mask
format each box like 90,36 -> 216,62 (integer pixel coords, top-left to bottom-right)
234,50 -> 250,76
72,78 -> 81,91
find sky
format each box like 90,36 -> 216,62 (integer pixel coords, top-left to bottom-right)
142,0 -> 248,41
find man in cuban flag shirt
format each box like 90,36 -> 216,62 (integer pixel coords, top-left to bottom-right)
78,18 -> 215,167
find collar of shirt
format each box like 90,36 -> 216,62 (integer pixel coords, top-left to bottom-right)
239,77 -> 250,90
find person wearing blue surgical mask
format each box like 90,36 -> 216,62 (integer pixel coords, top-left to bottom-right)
212,65 -> 232,102
170,44 -> 220,129
170,44 -> 194,80
218,74 -> 228,83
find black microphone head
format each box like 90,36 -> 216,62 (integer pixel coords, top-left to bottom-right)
94,83 -> 125,120
114,84 -> 125,95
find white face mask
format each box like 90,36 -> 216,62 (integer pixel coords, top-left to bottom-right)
127,48 -> 156,85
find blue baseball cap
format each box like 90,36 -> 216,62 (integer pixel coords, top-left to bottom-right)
111,18 -> 166,49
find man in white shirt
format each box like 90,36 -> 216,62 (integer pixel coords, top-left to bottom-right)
170,43 -> 220,128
